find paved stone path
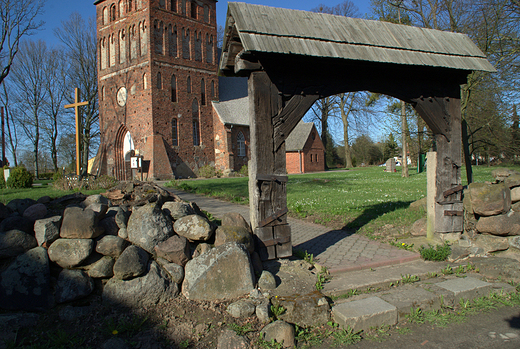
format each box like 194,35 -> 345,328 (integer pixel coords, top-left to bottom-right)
165,188 -> 420,274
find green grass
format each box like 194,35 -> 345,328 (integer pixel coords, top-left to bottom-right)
0,186 -> 105,204
165,165 -> 520,234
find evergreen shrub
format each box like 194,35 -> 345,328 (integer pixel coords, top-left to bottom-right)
6,166 -> 33,189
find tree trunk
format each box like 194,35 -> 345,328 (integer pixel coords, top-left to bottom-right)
401,100 -> 409,177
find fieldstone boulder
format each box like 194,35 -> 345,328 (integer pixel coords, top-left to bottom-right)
103,261 -> 179,307
162,201 -> 195,220
88,256 -> 115,278
34,216 -> 61,247
512,187 -> 520,203
82,194 -> 110,208
0,247 -> 53,311
85,203 -> 108,220
48,238 -> 94,268
6,198 -> 36,215
469,182 -> 511,216
510,236 -> 520,250
174,214 -> 214,241
182,242 -> 255,301
114,207 -> 129,229
476,211 -> 520,236
214,226 -> 254,253
60,207 -> 104,239
260,320 -> 295,348
221,212 -> 251,233
156,257 -> 184,284
0,202 -> 12,221
113,245 -> 149,280
256,300 -> 271,323
226,299 -> 256,318
0,216 -> 34,235
410,218 -> 427,236
96,235 -> 127,258
258,270 -> 277,290
99,216 -> 119,236
55,269 -> 94,304
275,293 -> 331,327
127,203 -> 174,254
22,203 -> 47,221
251,251 -> 264,276
154,235 -> 190,266
193,243 -> 212,258
505,174 -> 520,188
492,168 -> 519,182
474,235 -> 509,253
0,230 -> 37,259
217,329 -> 249,349
37,196 -> 52,204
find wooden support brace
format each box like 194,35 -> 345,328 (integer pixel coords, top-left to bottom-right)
258,207 -> 288,227
443,185 -> 464,198
257,174 -> 288,183
412,96 -> 451,140
444,210 -> 463,216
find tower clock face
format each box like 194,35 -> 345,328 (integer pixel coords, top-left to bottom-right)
117,87 -> 127,106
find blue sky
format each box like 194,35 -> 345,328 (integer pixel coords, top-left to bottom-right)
33,0 -> 372,45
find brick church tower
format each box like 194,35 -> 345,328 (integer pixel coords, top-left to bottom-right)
94,0 -> 218,180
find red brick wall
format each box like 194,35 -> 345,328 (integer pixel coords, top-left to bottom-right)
97,0 -> 218,180
285,126 -> 325,174
286,152 -> 302,174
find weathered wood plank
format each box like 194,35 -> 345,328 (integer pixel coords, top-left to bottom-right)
273,94 -> 318,151
412,97 -> 451,138
255,227 -> 276,261
443,185 -> 464,198
274,225 -> 292,258
257,174 -> 288,183
258,207 -> 288,227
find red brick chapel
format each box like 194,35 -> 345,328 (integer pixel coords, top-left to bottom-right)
93,0 -> 324,180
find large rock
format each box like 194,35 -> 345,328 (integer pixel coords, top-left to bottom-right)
226,299 -> 256,318
217,329 -> 249,349
82,194 -> 110,208
257,270 -> 277,290
410,218 -> 427,236
275,293 -> 331,327
0,247 -> 53,311
127,203 -> 174,254
34,216 -> 61,247
99,216 -> 119,236
85,203 -> 108,220
48,238 -> 94,268
221,212 -> 251,233
96,235 -> 127,258
492,168 -> 519,182
0,216 -> 34,235
510,236 -> 520,250
156,257 -> 184,284
0,230 -> 37,259
60,207 -> 104,239
505,174 -> 520,188
214,226 -> 254,253
182,242 -> 255,301
511,187 -> 520,203
103,261 -> 179,307
469,182 -> 511,216
113,245 -> 149,280
22,203 -> 47,221
260,321 -> 295,348
474,235 -> 509,253
88,256 -> 115,278
174,214 -> 214,241
6,198 -> 36,215
154,235 -> 190,266
162,201 -> 195,220
55,269 -> 94,304
476,211 -> 520,236
0,202 -> 12,221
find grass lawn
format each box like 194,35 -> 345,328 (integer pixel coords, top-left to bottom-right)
165,165 -> 519,238
0,185 -> 105,205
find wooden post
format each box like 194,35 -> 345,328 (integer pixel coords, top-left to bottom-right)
1,107 -> 5,166
64,88 -> 89,176
426,151 -> 437,239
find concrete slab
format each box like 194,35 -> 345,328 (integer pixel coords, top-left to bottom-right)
435,277 -> 493,302
323,260 -> 453,297
378,286 -> 443,321
332,296 -> 397,332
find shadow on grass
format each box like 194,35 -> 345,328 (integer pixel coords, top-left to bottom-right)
294,200 -> 413,258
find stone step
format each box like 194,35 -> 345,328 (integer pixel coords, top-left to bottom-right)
331,277 -> 515,332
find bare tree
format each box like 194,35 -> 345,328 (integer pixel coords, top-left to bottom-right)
10,40 -> 48,177
55,13 -> 99,177
0,0 -> 45,85
0,81 -> 19,165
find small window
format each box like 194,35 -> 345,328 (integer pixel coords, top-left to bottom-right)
159,0 -> 165,9
110,4 -> 116,21
211,80 -> 215,99
192,120 -> 200,146
310,154 -> 313,162
312,132 -> 316,140
171,0 -> 177,12
187,76 -> 191,93
200,78 -> 205,105
172,118 -> 178,146
171,74 -> 177,102
237,132 -> 246,157
103,7 -> 109,24
143,73 -> 148,89
191,1 -> 197,18
316,154 -> 319,162
203,4 -> 209,22
181,0 -> 186,15
119,0 -> 124,16
157,72 -> 162,89
129,0 -> 133,11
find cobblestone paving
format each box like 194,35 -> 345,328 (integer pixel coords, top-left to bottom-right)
165,188 -> 420,274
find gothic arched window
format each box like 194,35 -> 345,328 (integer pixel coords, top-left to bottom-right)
157,72 -> 162,89
237,132 -> 246,157
171,74 -> 177,102
200,78 -> 205,105
172,118 -> 178,146
187,76 -> 191,93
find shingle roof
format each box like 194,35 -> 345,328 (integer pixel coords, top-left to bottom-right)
285,122 -> 315,151
221,2 -> 496,74
212,96 -> 249,126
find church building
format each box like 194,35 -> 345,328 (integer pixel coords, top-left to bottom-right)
93,0 -> 325,180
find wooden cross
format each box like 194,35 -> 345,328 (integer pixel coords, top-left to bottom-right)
65,88 -> 89,176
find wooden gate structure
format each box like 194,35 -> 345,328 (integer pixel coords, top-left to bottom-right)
219,3 -> 496,260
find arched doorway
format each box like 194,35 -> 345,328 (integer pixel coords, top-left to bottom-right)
114,125 -> 134,180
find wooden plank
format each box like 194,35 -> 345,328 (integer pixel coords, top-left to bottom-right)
257,174 -> 288,183
443,185 -> 464,198
258,207 -> 288,227
444,210 -> 463,216
273,94 -> 318,151
261,236 -> 291,247
274,225 -> 292,258
412,96 -> 451,138
254,226 -> 276,261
